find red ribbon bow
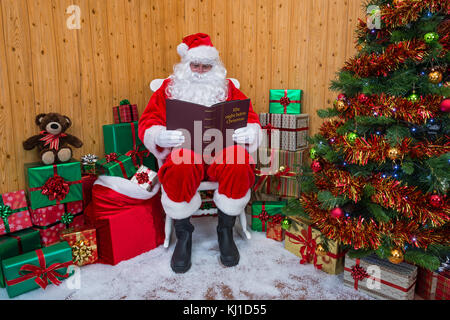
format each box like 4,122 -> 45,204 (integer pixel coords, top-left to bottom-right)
105,153 -> 119,162
279,96 -> 291,107
136,172 -> 150,185
351,263 -> 369,282
41,175 -> 70,201
270,214 -> 283,224
258,210 -> 270,222
6,249 -> 72,289
39,131 -> 67,151
286,226 -> 322,270
126,123 -> 150,168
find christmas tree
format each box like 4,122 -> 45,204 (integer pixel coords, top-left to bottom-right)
283,0 -> 450,270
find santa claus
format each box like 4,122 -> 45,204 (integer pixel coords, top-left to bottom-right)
138,33 -> 262,273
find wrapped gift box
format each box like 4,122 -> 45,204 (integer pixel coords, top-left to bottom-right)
81,154 -> 99,175
416,267 -> 450,300
30,201 -> 84,247
259,113 -> 309,151
285,216 -> 345,275
269,89 -> 302,114
103,121 -> 157,171
266,219 -> 284,242
254,169 -> 299,198
85,184 -> 165,265
113,99 -> 139,124
60,225 -> 97,266
0,228 -> 41,288
256,148 -> 305,171
0,190 -> 33,236
130,165 -> 159,192
96,153 -> 137,179
25,161 -> 83,210
344,254 -> 418,300
2,241 -> 73,298
82,174 -> 98,208
251,201 -> 286,232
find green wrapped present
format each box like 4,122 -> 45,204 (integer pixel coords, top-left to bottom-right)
269,89 -> 302,114
251,201 -> 286,232
96,153 -> 137,179
26,161 -> 83,211
2,241 -> 73,298
0,229 -> 41,288
103,121 -> 157,171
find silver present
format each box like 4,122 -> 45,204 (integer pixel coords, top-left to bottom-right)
344,254 -> 418,300
130,165 -> 159,192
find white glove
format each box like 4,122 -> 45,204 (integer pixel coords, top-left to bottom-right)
155,130 -> 185,148
233,126 -> 256,145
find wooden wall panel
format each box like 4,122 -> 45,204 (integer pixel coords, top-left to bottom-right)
0,0 -> 364,193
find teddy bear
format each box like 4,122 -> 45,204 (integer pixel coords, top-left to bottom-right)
23,113 -> 83,165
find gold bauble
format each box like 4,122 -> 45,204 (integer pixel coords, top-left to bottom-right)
428,70 -> 443,84
335,100 -> 347,112
388,248 -> 404,264
387,147 -> 400,160
315,243 -> 327,256
392,0 -> 405,6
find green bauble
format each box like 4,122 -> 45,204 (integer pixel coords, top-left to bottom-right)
347,132 -> 358,144
424,32 -> 439,43
310,148 -> 317,159
408,93 -> 419,102
281,218 -> 291,230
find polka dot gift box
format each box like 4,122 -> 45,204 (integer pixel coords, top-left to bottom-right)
30,201 -> 84,247
0,190 -> 33,236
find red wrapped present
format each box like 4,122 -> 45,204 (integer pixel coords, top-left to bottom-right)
30,201 -> 84,247
266,214 -> 284,241
113,99 -> 139,124
0,190 -> 33,236
60,225 -> 97,266
86,177 -> 165,265
436,270 -> 450,300
82,174 -> 97,208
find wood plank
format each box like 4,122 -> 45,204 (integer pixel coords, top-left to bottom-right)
77,0 -> 101,157
0,1 -> 18,192
255,0 -> 273,113
52,0 -> 83,160
2,0 -> 36,191
210,0 -> 226,64
225,0 -> 242,88
27,0 -> 60,113
162,0 -> 182,78
184,0 -> 199,35
89,0 -> 113,152
150,0 -> 166,78
271,0 -> 291,88
240,0 -> 257,107
106,0 -> 130,106
139,0 -> 156,106
198,0 -> 212,34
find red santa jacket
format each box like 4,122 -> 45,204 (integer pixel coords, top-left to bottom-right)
138,78 -> 262,160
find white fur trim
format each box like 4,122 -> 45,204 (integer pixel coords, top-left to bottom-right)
228,78 -> 240,89
213,189 -> 251,216
143,126 -> 171,161
177,43 -> 189,58
160,186 -> 202,219
184,45 -> 219,63
150,79 -> 166,92
94,175 -> 160,200
247,123 -> 263,154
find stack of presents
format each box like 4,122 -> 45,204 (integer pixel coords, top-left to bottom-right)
248,90 -> 450,300
0,99 -> 164,298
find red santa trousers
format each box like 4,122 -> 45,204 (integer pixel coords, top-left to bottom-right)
158,145 -> 255,219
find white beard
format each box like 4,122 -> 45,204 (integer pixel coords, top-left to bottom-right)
166,61 -> 228,107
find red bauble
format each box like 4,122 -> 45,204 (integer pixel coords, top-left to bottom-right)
358,93 -> 369,103
337,93 -> 346,101
311,160 -> 323,173
440,99 -> 450,113
430,194 -> 444,208
330,207 -> 344,219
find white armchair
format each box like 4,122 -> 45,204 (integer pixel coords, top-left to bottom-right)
149,78 -> 252,248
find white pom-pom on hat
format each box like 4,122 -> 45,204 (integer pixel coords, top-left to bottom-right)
177,42 -> 189,58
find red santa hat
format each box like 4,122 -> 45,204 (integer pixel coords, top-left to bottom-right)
176,33 -> 219,64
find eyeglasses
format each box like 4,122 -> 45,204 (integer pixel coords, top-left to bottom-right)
190,63 -> 213,73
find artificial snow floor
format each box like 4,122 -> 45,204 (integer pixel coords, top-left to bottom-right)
0,215 -> 372,300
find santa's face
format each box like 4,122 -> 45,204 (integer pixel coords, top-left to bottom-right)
166,59 -> 228,107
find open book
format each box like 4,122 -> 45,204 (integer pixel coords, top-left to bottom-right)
166,98 -> 250,153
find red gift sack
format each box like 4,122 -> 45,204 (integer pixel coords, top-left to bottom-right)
82,174 -> 97,208
86,176 -> 165,265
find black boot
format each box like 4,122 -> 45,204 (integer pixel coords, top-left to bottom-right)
171,217 -> 194,273
217,210 -> 240,267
